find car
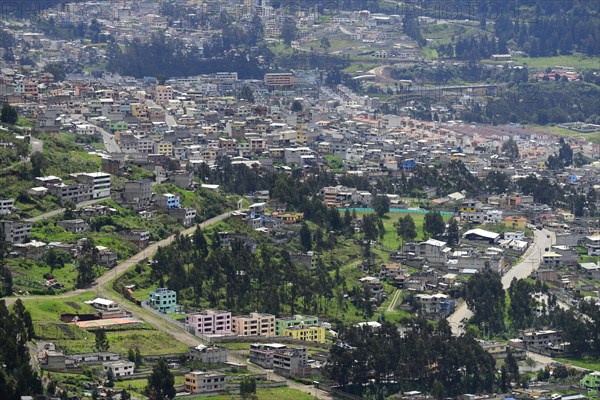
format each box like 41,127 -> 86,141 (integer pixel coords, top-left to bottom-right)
546,235 -> 550,238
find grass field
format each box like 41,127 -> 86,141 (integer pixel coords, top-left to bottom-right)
6,257 -> 80,293
525,124 -> 600,144
203,387 -> 318,400
512,55 -> 600,71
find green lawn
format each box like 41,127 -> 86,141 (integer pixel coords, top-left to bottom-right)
6,257 -> 80,293
203,387 -> 318,400
23,292 -> 97,322
511,55 -> 600,71
525,124 -> 600,144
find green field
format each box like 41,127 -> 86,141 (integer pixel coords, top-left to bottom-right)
554,357 -> 600,372
6,257 -> 81,293
203,387 -> 318,400
525,124 -> 600,144
512,55 -> 600,71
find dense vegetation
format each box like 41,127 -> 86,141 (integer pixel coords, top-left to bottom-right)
326,319 -> 496,397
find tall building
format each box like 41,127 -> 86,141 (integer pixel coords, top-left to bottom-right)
232,312 -> 275,337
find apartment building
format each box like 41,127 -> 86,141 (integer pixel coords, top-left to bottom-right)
0,199 -> 15,215
74,172 -> 111,199
275,315 -> 319,336
273,347 -> 312,378
519,330 -> 562,348
123,180 -> 153,208
264,73 -> 295,88
153,141 -> 173,157
185,310 -> 232,336
188,345 -> 228,364
103,361 -> 134,377
154,85 -> 173,105
167,207 -> 197,227
156,193 -> 180,209
282,325 -> 326,343
184,371 -> 226,394
0,220 -> 33,243
249,343 -> 288,368
402,238 -> 451,266
57,219 -> 90,233
415,293 -> 455,319
121,230 -> 150,248
232,312 -> 275,337
148,288 -> 178,314
47,182 -> 92,204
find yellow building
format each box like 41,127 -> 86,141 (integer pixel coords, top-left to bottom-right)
282,325 -> 326,343
504,216 -> 527,229
153,142 -> 173,157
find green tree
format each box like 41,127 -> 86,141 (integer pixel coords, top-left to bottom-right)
128,348 -> 135,363
120,389 -> 131,400
394,214 -> 417,246
424,211 -> 445,239
320,37 -> 331,51
505,348 -> 520,387
95,329 -> 109,352
135,347 -> 142,367
281,19 -> 297,46
146,358 -> 175,400
299,222 -> 312,252
446,218 -> 460,247
240,377 -> 257,399
0,103 -> 18,125
239,85 -> 255,103
291,99 -> 303,112
463,269 -> 505,335
12,299 -> 34,340
372,195 -> 390,217
43,62 -> 67,81
30,151 -> 48,177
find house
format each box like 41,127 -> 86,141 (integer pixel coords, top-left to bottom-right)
103,360 -> 134,377
185,310 -> 232,336
504,231 -> 525,241
156,193 -> 180,209
0,198 -> 15,215
402,239 -> 451,266
96,246 -> 118,268
57,219 -> 90,233
585,235 -> 600,256
148,288 -> 178,314
0,220 -> 32,243
542,252 -> 562,267
359,276 -> 385,301
379,263 -> 405,279
184,371 -> 226,395
188,345 -> 228,364
249,343 -> 288,368
282,325 -> 326,343
415,293 -> 455,319
580,371 -> 600,395
232,312 -> 275,337
462,229 -> 500,244
167,207 -> 196,227
122,180 -> 153,209
273,347 -> 313,378
121,230 -> 150,248
275,315 -> 319,336
73,172 -> 111,199
519,329 -> 562,349
504,216 -> 527,229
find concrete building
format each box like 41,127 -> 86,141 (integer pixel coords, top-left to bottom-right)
185,310 -> 232,335
403,238 -> 451,266
188,345 -> 228,364
232,312 -> 275,337
0,199 -> 15,215
275,315 -> 319,336
585,235 -> 600,256
264,73 -> 295,88
148,288 -> 178,314
156,193 -> 180,209
519,329 -> 562,348
415,293 -> 455,319
184,371 -> 226,394
0,220 -> 32,243
282,325 -> 326,343
103,360 -> 134,377
121,230 -> 150,248
273,347 -> 312,378
167,207 -> 196,227
123,180 -> 153,209
57,219 -> 90,233
154,85 -> 173,105
249,343 -> 288,369
74,172 -> 111,199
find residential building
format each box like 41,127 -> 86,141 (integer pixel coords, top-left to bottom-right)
188,345 -> 228,364
185,371 -> 226,394
156,193 -> 180,209
74,172 -> 111,199
121,230 -> 150,248
415,293 -> 455,319
282,325 -> 326,343
402,238 -> 451,266
0,220 -> 32,243
264,73 -> 295,88
519,330 -> 562,348
504,216 -> 527,229
232,312 -> 275,337
275,315 -> 319,336
273,347 -> 312,378
0,199 -> 15,215
167,207 -> 196,227
103,360 -> 134,377
185,310 -> 232,336
123,180 -> 153,209
580,371 -> 600,396
249,343 -> 288,369
47,182 -> 92,204
57,219 -> 90,233
585,235 -> 600,256
462,229 -> 500,244
96,246 -> 118,268
359,276 -> 385,301
148,288 -> 178,314
154,85 -> 173,105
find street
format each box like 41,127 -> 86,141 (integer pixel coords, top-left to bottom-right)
91,123 -> 121,153
447,228 -> 555,335
25,198 -> 105,223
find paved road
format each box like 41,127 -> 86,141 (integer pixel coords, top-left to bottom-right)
91,123 -> 121,153
387,289 -> 402,312
25,198 -> 105,223
447,228 -> 555,335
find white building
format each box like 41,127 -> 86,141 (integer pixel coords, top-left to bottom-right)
103,360 -> 134,377
0,199 -> 15,215
73,172 -> 111,199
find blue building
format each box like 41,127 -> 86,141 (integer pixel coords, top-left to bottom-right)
149,288 -> 178,314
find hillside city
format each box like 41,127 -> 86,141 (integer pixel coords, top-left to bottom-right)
0,0 -> 599,400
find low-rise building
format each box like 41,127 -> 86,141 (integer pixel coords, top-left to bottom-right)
73,172 -> 111,199
188,345 -> 228,364
103,360 -> 134,377
282,325 -> 326,343
519,329 -> 562,348
275,315 -> 319,336
0,198 -> 15,215
156,193 -> 180,209
57,219 -> 90,233
402,239 -> 451,266
184,371 -> 226,395
186,310 -> 232,336
232,312 -> 275,337
0,220 -> 32,243
148,288 -> 178,314
273,347 -> 312,378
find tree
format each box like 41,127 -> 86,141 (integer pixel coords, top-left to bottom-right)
280,19 -> 297,46
463,269 -> 506,335
240,377 -> 257,399
135,347 -> 142,367
43,62 -> 67,81
291,100 -> 303,112
239,85 -> 255,103
0,103 -> 18,125
446,218 -> 460,247
95,328 -> 109,352
502,137 -> 519,161
128,348 -> 135,363
120,389 -> 131,400
30,152 -> 48,177
13,299 -> 34,340
372,195 -> 390,217
424,211 -> 445,239
106,367 -> 115,387
299,222 -> 312,252
505,348 -> 520,387
320,37 -> 331,51
394,214 -> 417,246
146,358 -> 176,400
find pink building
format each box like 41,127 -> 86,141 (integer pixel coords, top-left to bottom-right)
185,310 -> 232,335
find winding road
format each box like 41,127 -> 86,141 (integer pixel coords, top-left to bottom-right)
447,228 -> 555,335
